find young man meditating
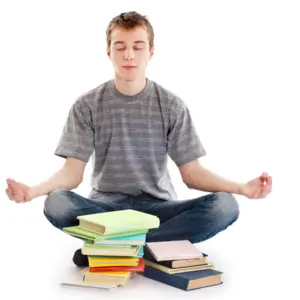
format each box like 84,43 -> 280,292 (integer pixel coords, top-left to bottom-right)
5,11 -> 272,267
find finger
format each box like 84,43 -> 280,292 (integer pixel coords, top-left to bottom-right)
6,178 -> 16,187
8,180 -> 26,200
7,179 -> 17,192
259,175 -> 267,183
6,180 -> 25,202
263,177 -> 272,196
24,191 -> 32,202
6,188 -> 14,200
14,191 -> 24,202
251,189 -> 262,199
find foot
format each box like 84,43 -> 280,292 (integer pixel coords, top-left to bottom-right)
72,248 -> 88,267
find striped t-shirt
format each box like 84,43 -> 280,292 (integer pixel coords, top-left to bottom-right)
54,78 -> 206,201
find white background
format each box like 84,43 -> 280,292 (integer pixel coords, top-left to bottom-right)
0,0 -> 299,299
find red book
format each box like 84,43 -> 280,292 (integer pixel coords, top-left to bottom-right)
89,258 -> 145,273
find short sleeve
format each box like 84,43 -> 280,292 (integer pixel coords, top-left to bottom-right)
167,98 -> 206,167
54,99 -> 95,162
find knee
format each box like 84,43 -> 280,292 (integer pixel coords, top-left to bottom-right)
44,189 -> 74,221
213,192 -> 240,224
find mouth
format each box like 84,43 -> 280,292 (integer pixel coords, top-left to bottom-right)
122,66 -> 137,70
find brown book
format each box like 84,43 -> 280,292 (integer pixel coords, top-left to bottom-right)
144,258 -> 213,274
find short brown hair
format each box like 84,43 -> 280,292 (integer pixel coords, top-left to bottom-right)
106,11 -> 154,49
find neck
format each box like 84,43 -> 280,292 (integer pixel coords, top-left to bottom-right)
113,75 -> 147,96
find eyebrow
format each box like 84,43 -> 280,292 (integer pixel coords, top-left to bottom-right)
113,40 -> 146,45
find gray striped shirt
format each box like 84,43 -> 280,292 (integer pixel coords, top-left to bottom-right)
54,78 -> 206,201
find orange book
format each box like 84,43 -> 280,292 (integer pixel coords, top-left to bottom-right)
89,258 -> 145,273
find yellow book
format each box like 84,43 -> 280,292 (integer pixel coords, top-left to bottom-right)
88,257 -> 138,262
88,256 -> 139,267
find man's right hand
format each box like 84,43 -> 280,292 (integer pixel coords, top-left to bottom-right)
6,178 -> 36,203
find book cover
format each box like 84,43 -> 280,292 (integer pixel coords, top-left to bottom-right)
143,267 -> 223,291
146,240 -> 203,261
60,267 -> 118,291
82,244 -> 142,256
63,226 -> 148,240
92,233 -> 146,246
143,259 -> 214,274
88,257 -> 140,267
143,246 -> 208,268
77,209 -> 160,234
89,259 -> 144,272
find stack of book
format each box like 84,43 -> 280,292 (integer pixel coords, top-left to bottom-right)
142,240 -> 223,291
61,209 -> 160,290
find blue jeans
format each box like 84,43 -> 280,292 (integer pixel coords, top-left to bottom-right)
43,190 -> 239,243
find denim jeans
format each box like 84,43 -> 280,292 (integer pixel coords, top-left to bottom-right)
44,190 -> 239,243
43,190 -> 239,243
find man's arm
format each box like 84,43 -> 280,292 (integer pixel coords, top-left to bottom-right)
6,157 -> 86,202
179,159 -> 244,195
31,157 -> 86,197
165,93 -> 272,199
179,159 -> 272,199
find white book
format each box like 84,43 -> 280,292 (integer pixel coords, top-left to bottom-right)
60,267 -> 119,291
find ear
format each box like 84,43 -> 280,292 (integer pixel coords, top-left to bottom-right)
107,47 -> 111,58
149,46 -> 154,59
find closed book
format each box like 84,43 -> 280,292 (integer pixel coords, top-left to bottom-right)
63,226 -> 148,240
143,267 -> 223,291
144,259 -> 213,274
82,244 -> 142,257
83,270 -> 131,286
146,240 -> 203,261
89,259 -> 144,273
143,246 -> 208,268
77,209 -> 160,234
92,233 -> 146,246
88,257 -> 140,267
61,267 -> 118,291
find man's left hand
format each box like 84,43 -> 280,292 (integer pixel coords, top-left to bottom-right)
240,172 -> 272,199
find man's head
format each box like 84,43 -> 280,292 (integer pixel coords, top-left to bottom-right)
106,11 -> 154,81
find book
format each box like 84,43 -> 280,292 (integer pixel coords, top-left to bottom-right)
89,259 -> 144,273
145,240 -> 203,261
77,209 -> 160,234
143,259 -> 214,274
82,244 -> 142,257
60,267 -> 118,291
83,270 -> 132,286
143,267 -> 223,291
92,233 -> 146,246
62,226 -> 148,240
88,256 -> 140,267
143,246 -> 208,268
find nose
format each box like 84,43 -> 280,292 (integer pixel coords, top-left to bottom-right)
124,48 -> 135,60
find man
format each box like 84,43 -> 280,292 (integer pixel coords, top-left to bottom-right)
6,11 -> 272,267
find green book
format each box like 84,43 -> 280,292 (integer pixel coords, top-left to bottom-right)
77,209 -> 160,235
63,226 -> 149,241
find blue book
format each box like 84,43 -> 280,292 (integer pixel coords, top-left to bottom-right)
136,245 -> 144,257
92,233 -> 146,246
142,267 -> 223,291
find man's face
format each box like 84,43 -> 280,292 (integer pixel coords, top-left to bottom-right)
107,26 -> 154,81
